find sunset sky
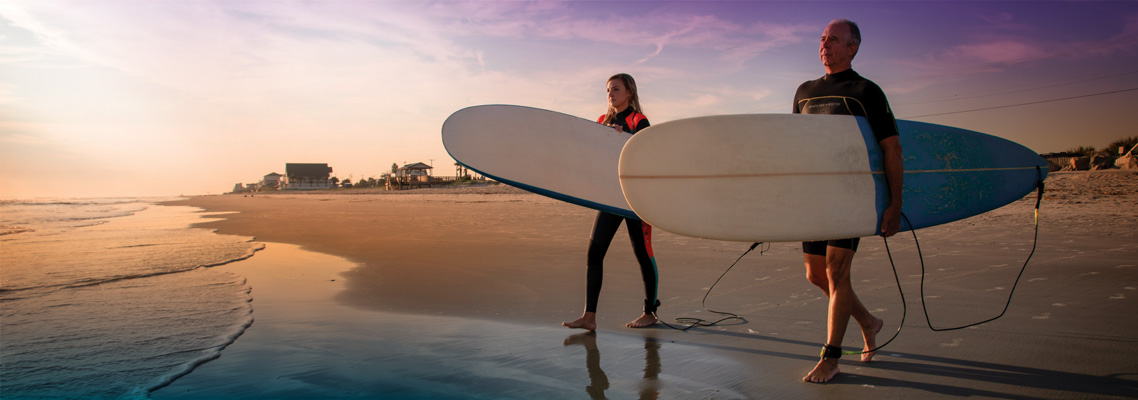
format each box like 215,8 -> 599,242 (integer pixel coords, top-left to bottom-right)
3,1 -> 1137,199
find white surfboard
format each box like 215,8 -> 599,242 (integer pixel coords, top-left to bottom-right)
618,114 -> 1046,242
442,105 -> 638,219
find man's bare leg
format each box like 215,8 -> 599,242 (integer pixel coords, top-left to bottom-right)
804,247 -> 858,383
563,311 -> 597,331
802,248 -> 884,376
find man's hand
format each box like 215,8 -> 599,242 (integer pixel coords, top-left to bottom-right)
880,204 -> 901,237
878,136 -> 903,237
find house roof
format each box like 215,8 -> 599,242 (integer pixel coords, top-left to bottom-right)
400,162 -> 433,170
286,163 -> 333,177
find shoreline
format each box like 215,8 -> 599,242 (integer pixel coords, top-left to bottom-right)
153,242 -> 758,399
161,171 -> 1138,398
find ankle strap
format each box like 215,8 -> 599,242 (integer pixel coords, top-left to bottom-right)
644,299 -> 661,314
820,344 -> 842,360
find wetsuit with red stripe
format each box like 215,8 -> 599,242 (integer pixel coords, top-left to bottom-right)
585,107 -> 660,314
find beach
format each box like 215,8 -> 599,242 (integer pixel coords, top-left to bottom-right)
154,171 -> 1138,399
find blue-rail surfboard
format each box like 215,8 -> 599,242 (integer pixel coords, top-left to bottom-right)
618,114 -> 1047,242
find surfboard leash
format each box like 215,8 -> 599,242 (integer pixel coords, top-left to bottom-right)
828,237 -> 910,357
651,239 -> 905,355
654,238 -> 905,357
917,166 -> 1044,332
888,166 -> 1044,336
654,242 -> 765,331
654,166 -> 1044,355
840,166 -> 1044,356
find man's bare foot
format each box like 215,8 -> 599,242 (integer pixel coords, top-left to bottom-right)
861,317 -> 884,363
625,313 -> 658,328
563,312 -> 597,331
803,358 -> 840,383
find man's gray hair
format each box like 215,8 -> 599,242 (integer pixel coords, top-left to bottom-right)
833,19 -> 861,46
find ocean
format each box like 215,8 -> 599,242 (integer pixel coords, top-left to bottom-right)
0,198 -> 262,399
1,198 -> 754,399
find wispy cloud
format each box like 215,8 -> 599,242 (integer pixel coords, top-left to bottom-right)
6,0 -> 1129,198
936,40 -> 1045,66
428,3 -> 810,68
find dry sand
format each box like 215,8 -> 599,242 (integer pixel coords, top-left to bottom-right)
155,171 -> 1138,399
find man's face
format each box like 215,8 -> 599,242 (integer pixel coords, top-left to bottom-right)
819,22 -> 857,73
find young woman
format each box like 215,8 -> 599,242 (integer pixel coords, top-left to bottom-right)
562,73 -> 660,331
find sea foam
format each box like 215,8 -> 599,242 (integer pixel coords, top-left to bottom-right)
0,199 -> 261,399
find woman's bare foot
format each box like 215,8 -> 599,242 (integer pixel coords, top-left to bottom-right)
563,312 -> 597,331
803,358 -> 840,383
625,312 -> 658,328
861,317 -> 884,363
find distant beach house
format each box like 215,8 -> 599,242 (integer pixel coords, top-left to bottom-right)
284,163 -> 334,190
262,172 -> 283,189
387,162 -> 434,190
399,162 -> 433,181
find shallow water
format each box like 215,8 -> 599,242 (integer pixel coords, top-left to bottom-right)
0,200 -> 262,399
152,242 -> 756,400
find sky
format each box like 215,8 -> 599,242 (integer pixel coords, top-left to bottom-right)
2,0 -> 1137,199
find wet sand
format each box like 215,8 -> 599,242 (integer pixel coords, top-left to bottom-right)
157,171 -> 1138,398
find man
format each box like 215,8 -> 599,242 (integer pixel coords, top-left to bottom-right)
791,19 -> 903,383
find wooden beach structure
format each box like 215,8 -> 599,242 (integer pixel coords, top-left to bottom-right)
387,162 -> 435,190
384,161 -> 482,190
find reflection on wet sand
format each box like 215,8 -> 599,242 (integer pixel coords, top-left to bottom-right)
565,332 -> 661,400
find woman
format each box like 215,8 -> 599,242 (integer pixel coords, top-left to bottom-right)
563,73 -> 660,331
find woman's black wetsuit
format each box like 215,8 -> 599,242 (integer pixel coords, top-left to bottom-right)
585,107 -> 660,314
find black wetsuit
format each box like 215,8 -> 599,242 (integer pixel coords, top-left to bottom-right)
585,107 -> 660,314
792,69 -> 899,255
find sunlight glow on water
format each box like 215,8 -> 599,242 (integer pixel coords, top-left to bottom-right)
0,200 -> 261,399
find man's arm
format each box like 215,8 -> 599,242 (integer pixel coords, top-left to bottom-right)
878,135 -> 903,237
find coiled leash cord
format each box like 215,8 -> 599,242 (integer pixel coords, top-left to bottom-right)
654,242 -> 765,331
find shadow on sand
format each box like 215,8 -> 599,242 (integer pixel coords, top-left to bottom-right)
659,327 -> 1138,399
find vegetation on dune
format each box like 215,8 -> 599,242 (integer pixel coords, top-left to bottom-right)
1066,136 -> 1137,157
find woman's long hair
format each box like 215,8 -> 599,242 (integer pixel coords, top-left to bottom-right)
602,73 -> 643,125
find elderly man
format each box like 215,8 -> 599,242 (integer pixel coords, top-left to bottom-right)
791,19 -> 903,383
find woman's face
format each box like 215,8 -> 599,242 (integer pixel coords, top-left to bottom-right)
607,79 -> 630,111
